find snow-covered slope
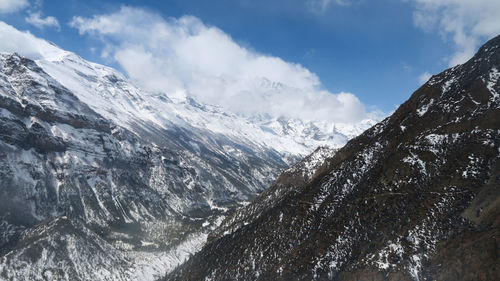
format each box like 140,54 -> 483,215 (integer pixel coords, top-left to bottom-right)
35,51 -> 374,157
0,22 -> 376,280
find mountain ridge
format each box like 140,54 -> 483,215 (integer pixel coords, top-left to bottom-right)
167,34 -> 500,281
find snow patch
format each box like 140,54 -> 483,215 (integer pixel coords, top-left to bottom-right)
416,98 -> 434,117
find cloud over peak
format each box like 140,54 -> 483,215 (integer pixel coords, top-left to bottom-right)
70,6 -> 376,123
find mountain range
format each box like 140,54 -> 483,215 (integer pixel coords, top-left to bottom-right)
0,22 -> 375,281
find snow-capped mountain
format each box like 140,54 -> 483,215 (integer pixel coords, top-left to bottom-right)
10,23 -> 374,158
0,22 -> 375,280
169,35 -> 500,281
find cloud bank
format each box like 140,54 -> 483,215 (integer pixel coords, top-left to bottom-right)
411,0 -> 500,66
70,6 -> 376,123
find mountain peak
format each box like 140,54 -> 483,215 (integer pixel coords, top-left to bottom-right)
477,34 -> 500,60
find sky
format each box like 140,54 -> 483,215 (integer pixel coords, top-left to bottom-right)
0,0 -> 499,123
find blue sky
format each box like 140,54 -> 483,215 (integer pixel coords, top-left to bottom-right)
1,0 -> 499,118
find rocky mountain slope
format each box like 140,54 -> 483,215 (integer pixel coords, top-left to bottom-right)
168,35 -> 500,281
0,22 -> 375,280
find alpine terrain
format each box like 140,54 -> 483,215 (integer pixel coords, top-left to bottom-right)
168,35 -> 500,280
0,22 -> 375,280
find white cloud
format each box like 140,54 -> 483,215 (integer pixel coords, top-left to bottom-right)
410,0 -> 500,66
25,12 -> 60,30
307,0 -> 350,13
418,71 -> 431,85
70,6 -> 377,123
0,0 -> 28,14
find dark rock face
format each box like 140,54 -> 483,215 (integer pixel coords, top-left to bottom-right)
168,36 -> 500,281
